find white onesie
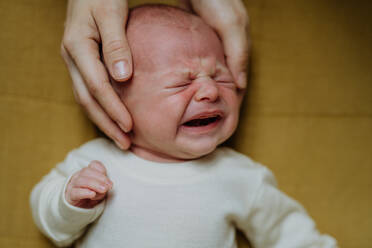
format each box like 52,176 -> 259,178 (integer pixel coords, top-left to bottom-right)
30,138 -> 337,248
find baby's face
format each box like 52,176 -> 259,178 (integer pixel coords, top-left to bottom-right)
117,22 -> 243,161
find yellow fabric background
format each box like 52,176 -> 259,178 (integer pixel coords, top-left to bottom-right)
0,0 -> 371,247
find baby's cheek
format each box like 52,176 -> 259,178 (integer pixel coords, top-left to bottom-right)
170,87 -> 197,107
220,87 -> 242,106
163,93 -> 191,121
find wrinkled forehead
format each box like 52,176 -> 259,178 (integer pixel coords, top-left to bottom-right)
127,22 -> 225,73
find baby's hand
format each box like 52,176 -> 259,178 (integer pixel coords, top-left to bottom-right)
65,161 -> 113,209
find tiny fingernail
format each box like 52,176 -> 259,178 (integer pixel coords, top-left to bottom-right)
114,60 -> 129,79
238,72 -> 247,88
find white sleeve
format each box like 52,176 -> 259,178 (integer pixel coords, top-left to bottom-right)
30,148 -> 105,247
235,167 -> 338,248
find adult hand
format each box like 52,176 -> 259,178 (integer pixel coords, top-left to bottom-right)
61,0 -> 132,149
184,0 -> 250,89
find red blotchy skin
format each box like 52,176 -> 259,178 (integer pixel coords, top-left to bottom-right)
114,16 -> 243,163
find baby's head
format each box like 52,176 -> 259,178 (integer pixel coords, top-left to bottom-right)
113,5 -> 244,162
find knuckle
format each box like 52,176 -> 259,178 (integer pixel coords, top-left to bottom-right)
225,11 -> 249,28
94,2 -> 126,22
71,171 -> 82,180
71,88 -> 82,105
62,33 -> 75,51
88,80 -> 112,97
96,4 -> 114,17
88,81 -> 102,95
93,162 -> 106,172
76,95 -> 90,109
79,167 -> 90,176
103,39 -> 126,56
73,176 -> 84,187
60,43 -> 68,59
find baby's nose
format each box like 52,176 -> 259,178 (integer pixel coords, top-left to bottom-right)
193,77 -> 219,102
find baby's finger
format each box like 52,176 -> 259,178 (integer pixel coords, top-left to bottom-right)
91,192 -> 107,201
74,176 -> 111,194
69,188 -> 96,202
79,167 -> 113,188
88,161 -> 107,174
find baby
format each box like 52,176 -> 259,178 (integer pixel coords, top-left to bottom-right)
31,4 -> 337,248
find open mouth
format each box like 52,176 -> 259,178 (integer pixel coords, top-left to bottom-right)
183,115 -> 222,127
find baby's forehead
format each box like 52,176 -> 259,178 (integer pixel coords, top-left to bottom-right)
128,23 -> 225,74
125,5 -> 226,79
127,5 -> 200,31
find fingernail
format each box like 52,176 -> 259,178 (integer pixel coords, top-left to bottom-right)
114,60 -> 129,79
119,122 -> 129,133
238,72 -> 247,89
114,140 -> 125,150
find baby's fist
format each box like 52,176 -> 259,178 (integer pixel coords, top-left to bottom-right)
65,161 -> 113,209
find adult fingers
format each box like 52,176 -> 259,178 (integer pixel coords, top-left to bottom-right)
61,45 -> 131,149
68,39 -> 132,133
93,1 -> 132,82
191,0 -> 250,89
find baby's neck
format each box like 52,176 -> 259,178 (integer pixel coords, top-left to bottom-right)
130,145 -> 187,163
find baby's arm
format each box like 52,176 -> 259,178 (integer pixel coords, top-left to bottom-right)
30,149 -> 110,247
235,167 -> 337,248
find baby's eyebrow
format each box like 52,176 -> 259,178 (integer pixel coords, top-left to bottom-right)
157,68 -> 190,79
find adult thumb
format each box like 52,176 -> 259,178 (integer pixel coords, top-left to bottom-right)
94,5 -> 132,82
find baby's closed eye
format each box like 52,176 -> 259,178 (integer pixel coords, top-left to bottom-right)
168,81 -> 192,88
165,81 -> 192,89
214,75 -> 236,88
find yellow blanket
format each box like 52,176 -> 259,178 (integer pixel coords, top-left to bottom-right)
1,0 -> 371,247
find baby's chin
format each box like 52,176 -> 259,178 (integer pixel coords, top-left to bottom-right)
129,138 -> 222,163
174,145 -> 218,160
129,125 -> 235,162
171,136 -> 229,161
